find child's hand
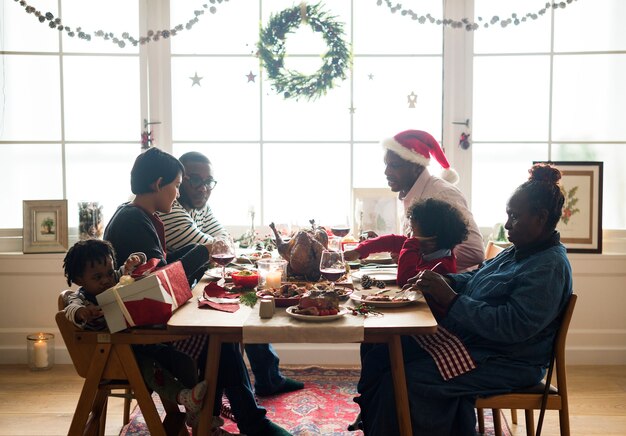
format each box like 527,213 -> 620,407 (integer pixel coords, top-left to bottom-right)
77,306 -> 103,323
124,253 -> 145,274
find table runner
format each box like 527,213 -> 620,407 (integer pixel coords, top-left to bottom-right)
243,306 -> 364,343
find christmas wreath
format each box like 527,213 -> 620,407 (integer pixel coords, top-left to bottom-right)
258,3 -> 350,101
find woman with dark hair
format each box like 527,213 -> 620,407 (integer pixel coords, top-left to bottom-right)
356,163 -> 573,436
104,148 -> 291,436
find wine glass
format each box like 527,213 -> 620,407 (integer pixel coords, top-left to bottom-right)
329,224 -> 350,251
211,236 -> 236,284
319,250 -> 346,289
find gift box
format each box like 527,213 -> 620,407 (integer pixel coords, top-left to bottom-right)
97,261 -> 192,333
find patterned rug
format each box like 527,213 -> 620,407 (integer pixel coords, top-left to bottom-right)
120,366 -> 511,435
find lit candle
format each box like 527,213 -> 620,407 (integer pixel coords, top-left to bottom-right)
266,271 -> 282,289
33,338 -> 48,369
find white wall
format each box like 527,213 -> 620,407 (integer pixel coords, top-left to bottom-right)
0,252 -> 624,366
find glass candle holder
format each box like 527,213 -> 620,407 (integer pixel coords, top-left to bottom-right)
257,259 -> 288,289
27,333 -> 54,371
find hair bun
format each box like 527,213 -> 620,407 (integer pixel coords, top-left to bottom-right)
528,163 -> 561,185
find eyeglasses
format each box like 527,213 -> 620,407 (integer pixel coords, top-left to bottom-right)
187,174 -> 217,190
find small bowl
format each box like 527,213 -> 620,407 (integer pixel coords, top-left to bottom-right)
231,270 -> 259,288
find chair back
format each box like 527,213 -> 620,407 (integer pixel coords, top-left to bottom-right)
484,241 -> 506,260
554,294 -> 577,390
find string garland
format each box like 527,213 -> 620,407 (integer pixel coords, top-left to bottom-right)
257,3 -> 350,101
378,0 -> 579,31
12,0 -> 227,48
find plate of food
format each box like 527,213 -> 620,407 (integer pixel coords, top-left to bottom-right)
257,283 -> 306,307
349,289 -> 423,308
351,268 -> 398,284
286,305 -> 349,322
204,267 -> 240,281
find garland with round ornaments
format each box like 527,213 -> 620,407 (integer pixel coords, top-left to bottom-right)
379,0 -> 579,31
257,3 -> 350,101
12,0 -> 227,48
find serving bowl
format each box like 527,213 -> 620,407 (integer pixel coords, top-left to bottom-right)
231,270 -> 259,288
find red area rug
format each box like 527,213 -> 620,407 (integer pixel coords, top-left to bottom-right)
120,366 -> 511,435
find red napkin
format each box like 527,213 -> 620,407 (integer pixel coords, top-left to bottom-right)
198,282 -> 240,312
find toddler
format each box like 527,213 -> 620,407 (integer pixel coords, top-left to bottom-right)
344,198 -> 469,286
62,239 -> 207,427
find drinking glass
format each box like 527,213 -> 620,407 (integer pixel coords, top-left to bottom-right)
330,224 -> 350,251
319,250 -> 346,289
211,236 -> 236,283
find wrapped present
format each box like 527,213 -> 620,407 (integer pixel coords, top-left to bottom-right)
97,261 -> 192,333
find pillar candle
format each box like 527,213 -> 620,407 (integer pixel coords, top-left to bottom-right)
266,271 -> 282,289
33,339 -> 48,368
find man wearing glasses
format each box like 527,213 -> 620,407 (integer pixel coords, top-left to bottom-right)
160,151 -> 304,402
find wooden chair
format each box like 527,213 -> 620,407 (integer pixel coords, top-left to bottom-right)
484,241 -> 506,260
476,294 -> 577,436
56,290 -> 190,436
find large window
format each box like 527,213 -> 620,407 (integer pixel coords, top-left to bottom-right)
471,0 -> 626,229
1,0 -> 625,253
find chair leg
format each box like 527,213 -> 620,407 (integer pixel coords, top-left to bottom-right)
98,396 -> 108,436
525,409 -> 535,436
123,388 -> 132,425
492,409 -> 503,436
477,408 -> 485,434
511,408 -> 518,424
559,407 -> 570,436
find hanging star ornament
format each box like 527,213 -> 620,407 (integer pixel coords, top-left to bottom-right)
407,92 -> 418,108
190,72 -> 203,87
349,106 -> 356,114
368,73 -> 374,80
246,71 -> 257,83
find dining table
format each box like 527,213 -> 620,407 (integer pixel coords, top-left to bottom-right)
167,278 -> 438,435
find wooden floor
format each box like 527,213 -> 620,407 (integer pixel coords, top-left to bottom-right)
0,365 -> 624,435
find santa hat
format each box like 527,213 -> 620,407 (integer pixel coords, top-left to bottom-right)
382,129 -> 459,184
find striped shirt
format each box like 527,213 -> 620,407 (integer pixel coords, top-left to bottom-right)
160,201 -> 228,251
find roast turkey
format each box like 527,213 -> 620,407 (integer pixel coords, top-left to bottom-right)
269,220 -> 329,281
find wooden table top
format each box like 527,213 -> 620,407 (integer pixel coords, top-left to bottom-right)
167,279 -> 438,339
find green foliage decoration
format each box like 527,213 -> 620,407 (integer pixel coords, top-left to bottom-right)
258,3 -> 350,101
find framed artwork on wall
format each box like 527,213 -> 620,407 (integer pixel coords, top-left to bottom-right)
534,161 -> 603,253
23,200 -> 69,253
353,188 -> 399,238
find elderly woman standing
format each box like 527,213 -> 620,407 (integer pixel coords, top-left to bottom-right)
356,164 -> 573,435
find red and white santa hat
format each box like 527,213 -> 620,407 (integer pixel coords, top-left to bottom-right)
382,129 -> 459,184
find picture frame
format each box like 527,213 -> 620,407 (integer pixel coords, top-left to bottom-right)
22,200 -> 69,254
534,161 -> 603,253
353,188 -> 400,237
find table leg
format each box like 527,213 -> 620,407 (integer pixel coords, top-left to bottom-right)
388,335 -> 413,436
197,335 -> 222,435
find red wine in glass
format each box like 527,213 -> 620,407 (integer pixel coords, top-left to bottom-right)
330,226 -> 350,237
320,268 -> 344,282
212,254 -> 235,266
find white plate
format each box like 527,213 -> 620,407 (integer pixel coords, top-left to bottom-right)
351,268 -> 398,283
204,267 -> 239,281
349,290 -> 423,308
286,306 -> 349,322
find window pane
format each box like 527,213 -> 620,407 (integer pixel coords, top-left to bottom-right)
554,0 -> 626,52
474,0 -> 551,54
65,143 -> 140,229
172,143 -> 261,227
61,0 -> 139,54
171,57 -> 260,142
0,55 -> 61,141
0,144 -> 63,228
354,0 -> 442,55
552,54 -> 626,142
63,56 -> 140,141
471,143 -> 548,227
353,143 -> 388,189
0,0 -> 59,52
172,1 -> 259,54
353,57 -> 442,141
473,56 -> 550,141
262,57 -> 351,142
263,143 -> 351,227
552,144 -> 626,229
